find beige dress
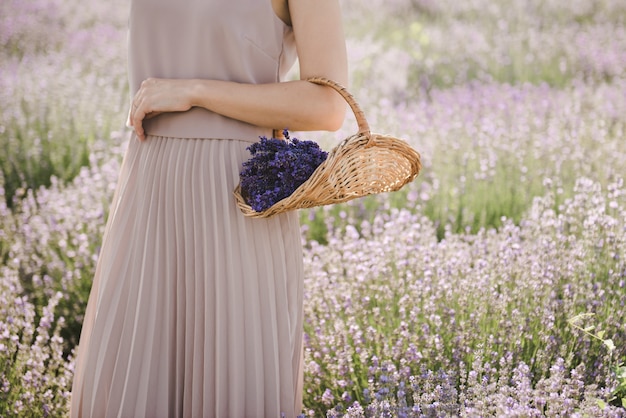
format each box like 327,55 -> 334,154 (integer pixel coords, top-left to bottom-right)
70,0 -> 304,416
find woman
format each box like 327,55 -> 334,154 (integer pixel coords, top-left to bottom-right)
69,0 -> 347,416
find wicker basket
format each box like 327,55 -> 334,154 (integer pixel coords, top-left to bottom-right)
233,77 -> 422,218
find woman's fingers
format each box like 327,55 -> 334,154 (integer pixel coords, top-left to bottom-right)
130,100 -> 147,141
128,78 -> 192,141
129,79 -> 154,141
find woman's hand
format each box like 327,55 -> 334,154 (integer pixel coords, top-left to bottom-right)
129,78 -> 194,141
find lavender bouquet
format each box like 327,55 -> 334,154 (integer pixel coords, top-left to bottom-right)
240,130 -> 328,212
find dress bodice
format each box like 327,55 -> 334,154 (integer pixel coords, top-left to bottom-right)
128,0 -> 297,141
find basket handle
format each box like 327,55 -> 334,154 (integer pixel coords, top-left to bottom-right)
306,77 -> 373,145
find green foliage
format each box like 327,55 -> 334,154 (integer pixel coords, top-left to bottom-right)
613,363 -> 626,408
0,112 -> 92,209
568,313 -> 626,408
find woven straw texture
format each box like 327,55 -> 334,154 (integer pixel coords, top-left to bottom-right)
233,77 -> 422,218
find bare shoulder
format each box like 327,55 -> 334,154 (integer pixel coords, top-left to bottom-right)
271,0 -> 291,26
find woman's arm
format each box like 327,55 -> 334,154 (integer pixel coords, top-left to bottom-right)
129,0 -> 348,141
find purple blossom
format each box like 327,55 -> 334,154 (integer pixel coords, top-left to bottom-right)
322,388 -> 335,406
239,130 -> 327,212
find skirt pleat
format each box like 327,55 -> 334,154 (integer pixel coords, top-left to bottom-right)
70,135 -> 304,418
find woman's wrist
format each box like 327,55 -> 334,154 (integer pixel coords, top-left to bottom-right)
187,79 -> 213,110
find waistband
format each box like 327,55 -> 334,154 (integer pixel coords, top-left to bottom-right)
136,107 -> 272,143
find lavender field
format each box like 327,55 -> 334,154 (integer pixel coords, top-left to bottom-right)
1,0 -> 625,416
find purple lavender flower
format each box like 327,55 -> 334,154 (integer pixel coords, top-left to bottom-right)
239,130 -> 328,212
322,388 -> 335,406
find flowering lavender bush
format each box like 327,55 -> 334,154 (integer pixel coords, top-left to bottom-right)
240,130 -> 327,212
0,270 -> 73,417
0,0 -> 127,207
301,178 -> 626,416
0,141 -> 121,414
342,0 -> 626,93
0,0 -> 63,57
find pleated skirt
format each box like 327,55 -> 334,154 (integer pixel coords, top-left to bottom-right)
70,134 -> 304,418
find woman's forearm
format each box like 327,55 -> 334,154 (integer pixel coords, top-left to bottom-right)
188,79 -> 347,132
